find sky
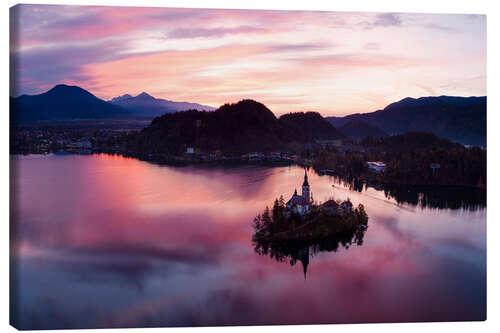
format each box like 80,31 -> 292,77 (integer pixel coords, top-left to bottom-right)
9,5 -> 486,116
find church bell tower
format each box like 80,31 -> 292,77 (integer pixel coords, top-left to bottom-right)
302,169 -> 310,203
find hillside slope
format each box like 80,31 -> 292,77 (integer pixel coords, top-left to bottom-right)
279,112 -> 344,141
327,96 -> 486,146
338,119 -> 388,139
129,100 -> 342,155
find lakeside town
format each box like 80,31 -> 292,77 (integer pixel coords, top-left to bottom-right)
11,123 -> 486,189
10,125 -> 389,169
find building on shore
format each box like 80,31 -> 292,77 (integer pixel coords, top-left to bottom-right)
320,198 -> 353,216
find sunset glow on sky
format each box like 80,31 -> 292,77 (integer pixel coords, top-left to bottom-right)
10,5 -> 486,116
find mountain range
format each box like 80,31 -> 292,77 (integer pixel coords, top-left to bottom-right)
10,84 -> 486,146
327,96 -> 486,146
10,85 -> 127,123
10,84 -> 215,123
109,92 -> 216,117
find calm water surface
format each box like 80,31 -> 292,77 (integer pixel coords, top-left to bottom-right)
10,154 -> 486,329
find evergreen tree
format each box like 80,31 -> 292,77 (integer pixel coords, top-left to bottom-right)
262,206 -> 272,232
253,214 -> 262,231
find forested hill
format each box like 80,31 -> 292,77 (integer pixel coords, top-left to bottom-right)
338,119 -> 388,139
279,112 -> 344,141
360,131 -> 461,152
327,96 -> 486,146
128,100 -> 342,155
313,131 -> 486,188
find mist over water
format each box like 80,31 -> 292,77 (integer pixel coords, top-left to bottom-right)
10,154 -> 486,329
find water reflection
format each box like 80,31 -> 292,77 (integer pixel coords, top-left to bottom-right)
253,223 -> 368,279
327,176 -> 486,211
10,154 -> 486,329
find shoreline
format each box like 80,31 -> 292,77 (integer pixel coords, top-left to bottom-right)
10,150 -> 487,191
10,151 -> 486,211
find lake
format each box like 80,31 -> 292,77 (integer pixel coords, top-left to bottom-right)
10,153 -> 486,329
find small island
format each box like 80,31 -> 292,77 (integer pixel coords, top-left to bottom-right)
252,170 -> 368,243
252,170 -> 369,278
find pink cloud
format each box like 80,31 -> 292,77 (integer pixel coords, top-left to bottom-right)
10,5 -> 487,115
166,26 -> 268,39
78,44 -> 272,97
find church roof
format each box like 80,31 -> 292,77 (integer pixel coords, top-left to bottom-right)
286,194 -> 309,206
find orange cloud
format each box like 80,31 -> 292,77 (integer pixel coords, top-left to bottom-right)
12,5 -> 486,116
80,45 -> 271,101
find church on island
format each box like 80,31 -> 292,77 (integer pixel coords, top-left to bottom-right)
285,169 -> 354,217
286,170 -> 311,215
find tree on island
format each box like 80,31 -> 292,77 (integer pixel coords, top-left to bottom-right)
252,197 -> 368,242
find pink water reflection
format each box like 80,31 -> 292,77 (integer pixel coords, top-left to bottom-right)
10,154 -> 486,329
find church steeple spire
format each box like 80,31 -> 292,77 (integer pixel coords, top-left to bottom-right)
299,246 -> 309,280
302,169 -> 309,187
302,169 -> 310,203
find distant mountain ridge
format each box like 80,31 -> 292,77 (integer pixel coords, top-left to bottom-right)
109,92 -> 216,117
327,96 -> 486,146
110,94 -> 133,102
10,84 -> 217,123
10,84 -> 128,123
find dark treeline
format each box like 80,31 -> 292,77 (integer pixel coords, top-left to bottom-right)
381,146 -> 485,187
313,132 -> 486,188
360,131 -> 460,151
